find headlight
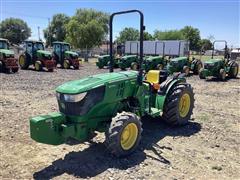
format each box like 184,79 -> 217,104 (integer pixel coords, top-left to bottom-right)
64,92 -> 87,102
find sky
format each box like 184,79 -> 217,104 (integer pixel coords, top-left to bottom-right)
1,0 -> 239,48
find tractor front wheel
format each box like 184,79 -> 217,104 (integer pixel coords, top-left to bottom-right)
63,60 -> 70,69
35,61 -> 42,71
12,68 -> 19,73
163,84 -> 194,126
219,69 -> 226,81
199,68 -> 205,79
157,64 -> 163,70
194,61 -> 203,75
105,112 -> 142,157
229,61 -> 239,78
183,66 -> 190,76
131,62 -> 138,70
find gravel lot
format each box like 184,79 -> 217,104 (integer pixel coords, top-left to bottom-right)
1,61 -> 240,179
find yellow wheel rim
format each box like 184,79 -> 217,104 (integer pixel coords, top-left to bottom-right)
120,123 -> 138,150
64,61 -> 69,69
158,64 -> 163,70
19,56 -> 25,66
35,62 -> 40,71
233,66 -> 238,76
133,64 -> 137,70
198,64 -> 202,71
179,93 -> 191,118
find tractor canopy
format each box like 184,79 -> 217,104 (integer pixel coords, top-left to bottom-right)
56,71 -> 138,94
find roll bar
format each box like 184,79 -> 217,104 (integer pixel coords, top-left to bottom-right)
212,40 -> 228,59
109,10 -> 145,85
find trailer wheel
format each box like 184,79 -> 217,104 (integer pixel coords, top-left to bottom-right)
163,84 -> 194,126
35,61 -> 42,71
105,112 -> 142,157
219,69 -> 226,81
229,61 -> 238,78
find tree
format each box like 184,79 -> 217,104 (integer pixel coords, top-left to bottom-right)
143,32 -> 153,40
153,30 -> 183,40
0,18 -> 31,44
65,9 -> 109,49
181,26 -> 201,51
199,39 -> 212,51
43,13 -> 70,46
116,27 -> 139,43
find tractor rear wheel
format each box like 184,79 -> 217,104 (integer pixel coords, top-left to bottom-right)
19,54 -> 29,69
183,66 -> 190,76
229,61 -> 238,78
105,112 -> 142,157
63,60 -> 70,69
131,62 -> 138,70
194,61 -> 203,75
219,69 -> 226,81
12,68 -> 19,73
199,68 -> 205,79
35,61 -> 42,71
157,64 -> 163,70
163,84 -> 194,126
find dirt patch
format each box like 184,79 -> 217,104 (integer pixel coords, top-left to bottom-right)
1,62 -> 240,179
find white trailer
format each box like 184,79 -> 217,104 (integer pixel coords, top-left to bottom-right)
125,40 -> 189,56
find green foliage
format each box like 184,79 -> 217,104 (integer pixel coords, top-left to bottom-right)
181,26 -> 201,51
65,9 -> 109,49
153,30 -> 183,40
199,39 -> 212,51
44,14 -> 70,46
116,27 -> 153,43
0,18 -> 31,44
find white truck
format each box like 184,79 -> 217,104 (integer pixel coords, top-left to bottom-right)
125,40 -> 189,57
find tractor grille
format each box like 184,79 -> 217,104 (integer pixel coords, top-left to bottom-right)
58,86 -> 105,116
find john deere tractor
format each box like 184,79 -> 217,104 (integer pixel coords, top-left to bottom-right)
118,54 -> 139,70
0,38 -> 18,73
19,40 -> 55,71
96,54 -> 120,69
167,42 -> 202,76
52,41 -> 80,69
30,10 -> 194,157
199,40 -> 238,80
142,55 -> 167,72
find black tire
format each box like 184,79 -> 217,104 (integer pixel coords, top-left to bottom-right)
163,83 -> 194,126
12,68 -> 19,73
19,54 -> 29,69
199,68 -> 205,79
193,60 -> 203,75
219,68 -> 226,81
0,61 -> 3,72
105,112 -> 142,157
228,61 -> 239,78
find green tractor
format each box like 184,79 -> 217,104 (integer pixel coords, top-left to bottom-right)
118,54 -> 139,70
142,55 -> 167,72
52,41 -> 80,69
199,40 -> 238,80
0,38 -> 19,73
19,40 -> 55,72
166,42 -> 202,76
30,10 -> 194,157
96,54 -> 120,69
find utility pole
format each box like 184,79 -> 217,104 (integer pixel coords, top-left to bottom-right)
48,18 -> 51,46
37,26 -> 40,41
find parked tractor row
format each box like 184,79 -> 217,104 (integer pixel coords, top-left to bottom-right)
96,41 -> 238,81
0,39 -> 82,73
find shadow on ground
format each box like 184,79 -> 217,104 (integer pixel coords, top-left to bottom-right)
33,118 -> 201,179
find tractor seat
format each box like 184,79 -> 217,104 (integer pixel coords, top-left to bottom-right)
145,70 -> 168,90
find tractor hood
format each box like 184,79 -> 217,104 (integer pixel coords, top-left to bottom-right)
204,58 -> 223,64
171,57 -> 188,62
56,71 -> 138,94
65,51 -> 78,57
37,50 -> 52,57
0,49 -> 14,55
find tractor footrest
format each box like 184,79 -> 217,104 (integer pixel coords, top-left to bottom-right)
149,107 -> 162,117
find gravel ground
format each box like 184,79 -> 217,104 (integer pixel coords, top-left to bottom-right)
0,61 -> 240,180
